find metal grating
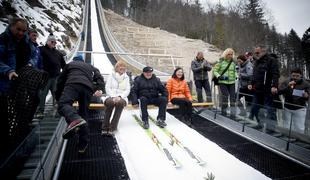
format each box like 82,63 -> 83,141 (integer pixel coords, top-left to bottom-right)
168,109 -> 310,179
58,120 -> 130,180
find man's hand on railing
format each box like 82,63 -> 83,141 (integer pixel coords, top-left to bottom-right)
167,102 -> 174,107
93,90 -> 103,97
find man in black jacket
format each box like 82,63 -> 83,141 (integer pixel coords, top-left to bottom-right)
248,45 -> 280,128
37,33 -> 66,115
131,66 -> 168,129
56,54 -> 104,153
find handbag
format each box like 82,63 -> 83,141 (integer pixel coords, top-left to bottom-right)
212,60 -> 233,85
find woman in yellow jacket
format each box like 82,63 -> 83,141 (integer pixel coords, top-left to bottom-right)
166,67 -> 193,121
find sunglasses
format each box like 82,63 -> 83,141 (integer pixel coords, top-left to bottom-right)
51,41 -> 57,44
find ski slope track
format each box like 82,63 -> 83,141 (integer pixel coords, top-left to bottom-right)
90,0 -> 113,74
113,109 -> 269,180
91,1 -> 269,179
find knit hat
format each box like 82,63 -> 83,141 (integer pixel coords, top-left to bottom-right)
46,33 -> 56,42
73,52 -> 84,62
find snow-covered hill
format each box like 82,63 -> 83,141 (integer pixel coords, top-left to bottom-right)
0,0 -> 83,53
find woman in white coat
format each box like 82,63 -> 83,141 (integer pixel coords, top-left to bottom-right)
102,61 -> 130,135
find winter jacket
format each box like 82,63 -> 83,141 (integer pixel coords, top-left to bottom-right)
0,27 -> 33,93
55,60 -> 104,101
213,58 -> 237,85
40,45 -> 66,78
131,74 -> 168,105
278,78 -> 310,110
191,58 -> 212,80
166,77 -> 192,102
238,60 -> 253,88
251,54 -> 279,92
29,42 -> 43,69
104,71 -> 131,104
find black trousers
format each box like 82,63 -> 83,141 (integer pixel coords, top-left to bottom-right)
219,83 -> 236,113
194,79 -> 211,102
0,94 -> 10,163
171,98 -> 192,119
58,84 -> 92,146
139,96 -> 167,122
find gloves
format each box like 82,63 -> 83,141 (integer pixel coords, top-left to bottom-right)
219,76 -> 229,80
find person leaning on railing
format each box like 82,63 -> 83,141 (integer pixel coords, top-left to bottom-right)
0,17 -> 35,159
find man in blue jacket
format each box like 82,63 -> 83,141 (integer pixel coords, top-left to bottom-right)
0,17 -> 32,160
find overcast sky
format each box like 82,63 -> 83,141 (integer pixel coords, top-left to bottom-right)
201,0 -> 310,38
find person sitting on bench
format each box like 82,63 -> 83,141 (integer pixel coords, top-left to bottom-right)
166,67 -> 193,122
101,61 -> 130,135
131,66 -> 168,129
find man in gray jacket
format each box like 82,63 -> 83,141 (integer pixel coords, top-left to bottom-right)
191,52 -> 212,102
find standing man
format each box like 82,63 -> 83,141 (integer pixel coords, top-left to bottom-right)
38,33 -> 66,116
248,45 -> 280,128
56,54 -> 105,153
0,17 -> 31,160
191,51 -> 212,102
131,66 -> 168,129
28,29 -> 42,69
278,68 -> 309,133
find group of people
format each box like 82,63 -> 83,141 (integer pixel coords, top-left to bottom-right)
211,46 -> 309,134
57,55 -> 194,153
44,45 -> 310,154
0,17 -> 67,159
1,18 -> 309,156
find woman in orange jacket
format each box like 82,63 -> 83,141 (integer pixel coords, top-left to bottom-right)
166,67 -> 193,121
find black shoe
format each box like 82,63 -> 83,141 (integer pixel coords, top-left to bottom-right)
156,119 -> 166,128
78,143 -> 88,154
142,121 -> 149,129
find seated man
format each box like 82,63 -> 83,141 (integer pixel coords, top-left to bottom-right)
131,66 -> 168,129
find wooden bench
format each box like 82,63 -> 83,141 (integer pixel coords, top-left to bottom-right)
73,102 -> 214,110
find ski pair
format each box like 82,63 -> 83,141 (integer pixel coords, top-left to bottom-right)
132,114 -> 182,168
149,116 -> 205,166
